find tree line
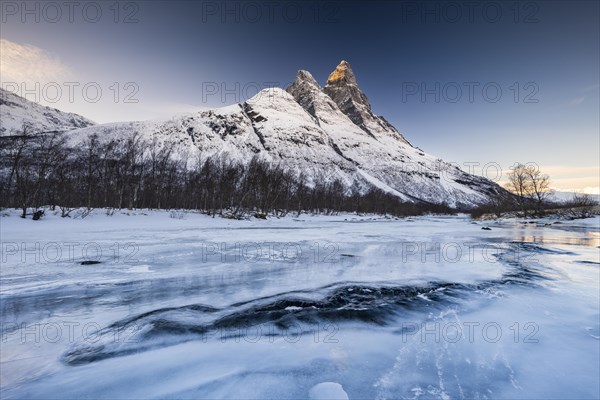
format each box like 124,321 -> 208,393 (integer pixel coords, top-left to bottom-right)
471,163 -> 598,219
0,127 -> 454,219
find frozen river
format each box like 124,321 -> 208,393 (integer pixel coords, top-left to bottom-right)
1,211 -> 599,399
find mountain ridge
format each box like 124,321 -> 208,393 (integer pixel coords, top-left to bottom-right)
0,88 -> 95,136
0,62 -> 505,207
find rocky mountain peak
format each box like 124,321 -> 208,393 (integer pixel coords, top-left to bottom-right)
324,61 -> 384,136
286,69 -> 331,120
326,60 -> 357,86
288,61 -> 409,144
294,69 -> 321,89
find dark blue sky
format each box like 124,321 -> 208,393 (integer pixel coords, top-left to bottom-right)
1,1 -> 598,191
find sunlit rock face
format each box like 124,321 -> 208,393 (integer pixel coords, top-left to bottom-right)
326,60 -> 357,85
324,60 -> 373,128
324,60 -> 407,143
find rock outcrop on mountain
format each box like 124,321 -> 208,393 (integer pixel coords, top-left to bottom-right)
323,60 -> 408,143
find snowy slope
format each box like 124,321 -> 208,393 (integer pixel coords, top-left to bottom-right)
63,104 -> 264,168
243,88 -> 358,186
62,89 -> 359,185
0,88 -> 94,136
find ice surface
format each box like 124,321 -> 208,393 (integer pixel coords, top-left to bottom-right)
1,210 -> 598,399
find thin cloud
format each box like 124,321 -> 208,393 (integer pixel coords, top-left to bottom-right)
567,83 -> 599,106
568,97 -> 585,106
550,187 -> 600,195
541,165 -> 600,176
0,39 -> 73,87
581,83 -> 600,92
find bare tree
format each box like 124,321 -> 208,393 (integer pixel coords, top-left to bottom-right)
1,123 -> 33,208
507,163 -> 532,216
507,163 -> 551,216
524,164 -> 552,215
30,131 -> 67,212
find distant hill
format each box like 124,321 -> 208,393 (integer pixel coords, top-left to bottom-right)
0,88 -> 95,136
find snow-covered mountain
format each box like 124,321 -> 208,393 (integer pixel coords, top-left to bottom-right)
549,190 -> 600,203
285,63 -> 503,205
1,62 -> 506,207
0,88 -> 95,136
